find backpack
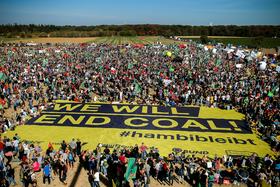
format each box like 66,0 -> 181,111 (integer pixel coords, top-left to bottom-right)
68,153 -> 73,161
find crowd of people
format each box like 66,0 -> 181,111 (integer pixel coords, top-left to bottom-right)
0,41 -> 279,148
0,134 -> 82,187
1,134 -> 279,187
88,143 -> 280,187
0,40 -> 279,186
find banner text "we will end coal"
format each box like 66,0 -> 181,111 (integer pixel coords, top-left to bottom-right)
26,103 -> 251,133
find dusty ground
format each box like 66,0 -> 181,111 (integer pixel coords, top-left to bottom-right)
9,158 -> 189,187
10,159 -> 108,187
10,158 -> 247,187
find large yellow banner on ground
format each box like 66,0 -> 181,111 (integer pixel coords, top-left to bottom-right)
8,101 -> 273,157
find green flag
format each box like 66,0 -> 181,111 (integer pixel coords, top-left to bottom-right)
99,66 -> 103,71
124,158 -> 137,181
86,52 -> 91,58
43,59 -> 48,67
134,81 -> 142,95
244,97 -> 249,105
215,58 -> 222,66
8,51 -> 13,57
80,81 -> 86,89
164,88 -> 168,96
268,92 -> 274,97
189,80 -> 193,86
0,72 -> 7,81
128,63 -> 133,69
96,57 -> 102,64
272,86 -> 278,93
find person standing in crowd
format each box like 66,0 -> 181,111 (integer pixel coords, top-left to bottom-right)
93,169 -> 100,187
0,41 -> 279,187
5,164 -> 16,185
76,139 -> 82,156
59,160 -> 68,185
68,150 -> 75,169
61,140 -> 67,153
43,161 -> 51,185
69,138 -> 77,157
139,142 -> 148,159
208,171 -> 215,187
88,172 -> 95,187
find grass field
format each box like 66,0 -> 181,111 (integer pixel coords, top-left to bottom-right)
1,36 -> 280,48
0,37 -> 97,43
0,36 -> 182,45
89,36 -> 182,45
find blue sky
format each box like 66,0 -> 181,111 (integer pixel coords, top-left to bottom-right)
0,0 -> 279,25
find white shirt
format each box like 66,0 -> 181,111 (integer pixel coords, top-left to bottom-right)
13,140 -> 19,147
70,141 -> 77,149
155,163 -> 162,171
94,172 -> 100,181
62,153 -> 68,162
119,91 -> 123,100
5,141 -> 12,147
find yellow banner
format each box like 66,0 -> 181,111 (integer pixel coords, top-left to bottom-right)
6,102 -> 273,158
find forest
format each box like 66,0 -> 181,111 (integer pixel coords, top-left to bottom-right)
0,24 -> 279,38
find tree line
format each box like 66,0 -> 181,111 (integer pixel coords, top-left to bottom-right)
0,24 -> 279,38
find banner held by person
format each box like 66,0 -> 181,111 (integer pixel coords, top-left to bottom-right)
124,158 -> 137,181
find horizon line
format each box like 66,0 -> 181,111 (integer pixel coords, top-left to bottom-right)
1,23 -> 280,27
